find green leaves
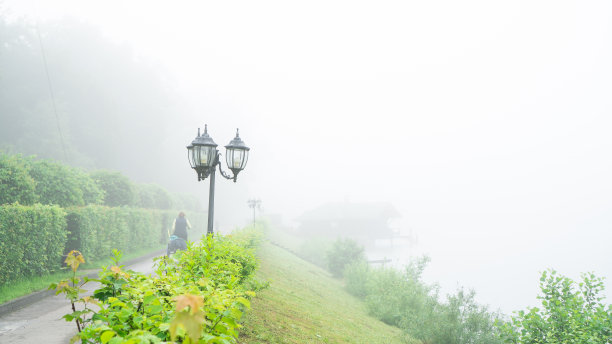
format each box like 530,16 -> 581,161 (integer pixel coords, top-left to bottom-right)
0,153 -> 37,205
326,237 -> 366,278
0,203 -> 67,285
27,159 -> 104,207
498,269 -> 612,343
59,230 -> 261,343
170,306 -> 205,342
100,330 -> 115,343
90,170 -> 136,207
344,255 -> 503,344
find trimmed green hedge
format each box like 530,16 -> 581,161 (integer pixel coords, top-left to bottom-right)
0,203 -> 67,285
0,203 -> 207,285
65,206 -> 207,263
66,206 -> 160,262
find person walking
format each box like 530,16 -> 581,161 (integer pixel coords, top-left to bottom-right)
170,211 -> 192,241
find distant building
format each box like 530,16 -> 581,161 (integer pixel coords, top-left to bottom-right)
295,201 -> 401,247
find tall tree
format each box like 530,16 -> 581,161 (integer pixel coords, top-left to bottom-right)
0,16 -> 176,182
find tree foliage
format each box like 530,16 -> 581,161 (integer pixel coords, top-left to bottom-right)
0,16 -> 175,180
0,153 -> 38,205
326,237 -> 366,278
90,170 -> 136,207
28,159 -> 104,207
498,269 -> 611,343
135,183 -> 173,210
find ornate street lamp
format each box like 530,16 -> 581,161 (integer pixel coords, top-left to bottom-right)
247,198 -> 262,227
187,125 -> 250,235
224,129 -> 250,182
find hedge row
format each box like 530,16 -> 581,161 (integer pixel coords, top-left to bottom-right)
65,206 -> 207,262
0,203 -> 67,285
0,203 -> 207,285
0,153 -> 202,212
65,206 -> 162,263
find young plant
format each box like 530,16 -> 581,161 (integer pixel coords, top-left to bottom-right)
49,250 -> 95,332
93,249 -> 131,301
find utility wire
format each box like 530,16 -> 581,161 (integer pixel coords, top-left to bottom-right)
35,21 -> 69,163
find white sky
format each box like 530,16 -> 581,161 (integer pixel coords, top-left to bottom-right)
4,0 -> 611,314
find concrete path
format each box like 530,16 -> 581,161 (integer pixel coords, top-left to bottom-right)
0,255 -> 161,344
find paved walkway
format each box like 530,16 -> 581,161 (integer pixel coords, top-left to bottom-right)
0,256 -> 160,344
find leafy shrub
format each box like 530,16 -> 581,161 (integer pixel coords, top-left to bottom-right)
54,230 -> 262,343
135,183 -> 173,209
0,153 -> 37,205
344,256 -> 503,344
90,170 -> 136,207
0,203 -> 67,285
363,258 -> 435,327
416,288 -> 503,344
28,159 -> 104,207
326,237 -> 366,278
344,261 -> 372,298
498,269 -> 611,343
80,174 -> 106,205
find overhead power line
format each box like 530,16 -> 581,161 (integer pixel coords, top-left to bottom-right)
35,21 -> 69,162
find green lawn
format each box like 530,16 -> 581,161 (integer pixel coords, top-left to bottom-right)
238,241 -> 419,344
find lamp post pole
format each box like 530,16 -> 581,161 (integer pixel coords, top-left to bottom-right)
207,165 -> 216,235
187,125 -> 250,236
252,201 -> 255,226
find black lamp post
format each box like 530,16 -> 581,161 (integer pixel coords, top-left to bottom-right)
187,125 -> 250,235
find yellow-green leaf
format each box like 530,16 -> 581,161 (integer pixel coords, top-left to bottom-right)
100,330 -> 115,344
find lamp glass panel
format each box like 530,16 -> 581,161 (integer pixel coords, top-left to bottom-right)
193,146 -> 200,167
226,148 -> 248,170
187,146 -> 195,168
197,145 -> 216,167
199,146 -> 208,166
241,149 -> 249,169
225,149 -> 232,169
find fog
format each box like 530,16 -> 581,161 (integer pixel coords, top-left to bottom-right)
2,0 -> 611,314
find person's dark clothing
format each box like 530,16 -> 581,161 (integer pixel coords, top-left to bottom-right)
174,217 -> 188,240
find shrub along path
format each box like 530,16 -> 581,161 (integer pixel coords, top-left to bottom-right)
0,254 -> 159,344
238,241 -> 419,344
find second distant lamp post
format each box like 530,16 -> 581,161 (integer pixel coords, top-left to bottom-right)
247,198 -> 261,227
187,124 -> 250,235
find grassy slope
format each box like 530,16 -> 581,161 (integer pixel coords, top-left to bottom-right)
238,241 -> 420,344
